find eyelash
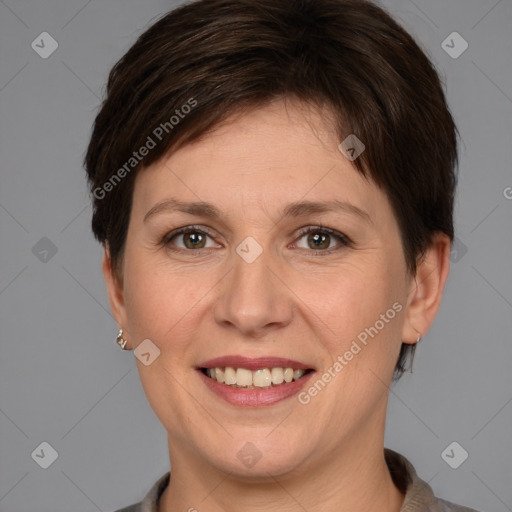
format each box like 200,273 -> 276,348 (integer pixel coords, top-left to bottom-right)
160,224 -> 352,257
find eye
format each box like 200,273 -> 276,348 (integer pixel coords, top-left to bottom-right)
162,226 -> 218,251
292,226 -> 352,255
161,224 -> 352,256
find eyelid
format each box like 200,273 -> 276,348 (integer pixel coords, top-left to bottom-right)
161,224 -> 352,254
294,225 -> 352,245
161,225 -> 219,245
291,225 -> 353,253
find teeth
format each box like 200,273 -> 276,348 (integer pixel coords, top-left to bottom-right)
293,369 -> 303,381
204,366 -> 307,388
215,367 -> 225,383
253,369 -> 272,387
236,368 -> 253,386
224,367 -> 236,385
271,367 -> 284,384
284,368 -> 294,383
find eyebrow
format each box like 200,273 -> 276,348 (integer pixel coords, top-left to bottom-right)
143,198 -> 372,225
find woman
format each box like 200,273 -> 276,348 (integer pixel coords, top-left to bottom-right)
84,0 -> 479,510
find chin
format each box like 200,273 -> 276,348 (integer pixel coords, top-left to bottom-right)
204,432 -> 315,480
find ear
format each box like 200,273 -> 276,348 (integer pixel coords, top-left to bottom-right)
401,233 -> 451,344
102,245 -> 130,348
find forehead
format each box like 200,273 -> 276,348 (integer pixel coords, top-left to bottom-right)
132,99 -> 388,225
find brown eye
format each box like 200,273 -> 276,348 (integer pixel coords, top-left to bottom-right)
181,231 -> 207,249
163,227 -> 217,251
293,227 -> 351,254
306,231 -> 331,250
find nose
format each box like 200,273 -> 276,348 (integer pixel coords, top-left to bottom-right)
213,243 -> 293,338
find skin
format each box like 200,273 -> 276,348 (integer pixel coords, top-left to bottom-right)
103,98 -> 451,512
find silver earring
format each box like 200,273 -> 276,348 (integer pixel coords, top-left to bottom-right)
116,329 -> 129,350
416,333 -> 422,343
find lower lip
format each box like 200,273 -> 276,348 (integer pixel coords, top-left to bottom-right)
198,369 -> 315,407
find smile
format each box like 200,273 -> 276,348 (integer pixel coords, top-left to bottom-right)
197,356 -> 316,406
201,366 -> 312,389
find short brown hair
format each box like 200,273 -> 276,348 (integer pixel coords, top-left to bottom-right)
84,0 -> 459,379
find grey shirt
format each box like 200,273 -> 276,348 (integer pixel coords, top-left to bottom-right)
112,449 -> 479,512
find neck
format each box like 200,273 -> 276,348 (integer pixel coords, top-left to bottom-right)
159,429 -> 404,512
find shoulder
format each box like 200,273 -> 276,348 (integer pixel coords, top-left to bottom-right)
384,449 -> 481,512
426,497 -> 480,512
110,471 -> 170,512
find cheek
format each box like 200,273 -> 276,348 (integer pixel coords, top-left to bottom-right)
122,250 -> 215,346
314,258 -> 397,322
300,257 -> 405,371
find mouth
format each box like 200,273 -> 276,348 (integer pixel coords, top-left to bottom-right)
196,356 -> 315,406
199,366 -> 314,389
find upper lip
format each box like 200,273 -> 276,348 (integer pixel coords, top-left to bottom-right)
198,355 -> 314,371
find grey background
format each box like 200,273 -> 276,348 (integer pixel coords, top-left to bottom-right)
0,0 -> 511,510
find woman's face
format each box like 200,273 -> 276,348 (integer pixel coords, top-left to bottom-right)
105,99 -> 421,477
